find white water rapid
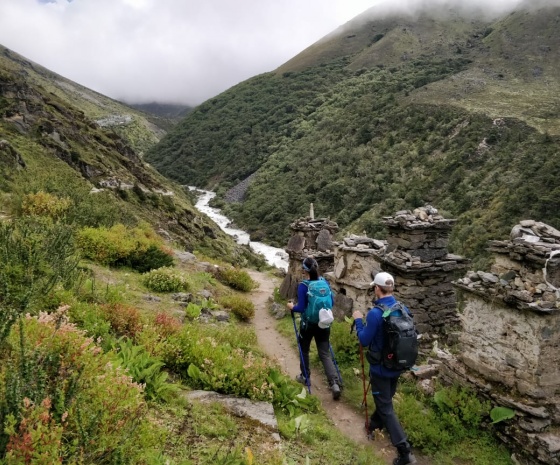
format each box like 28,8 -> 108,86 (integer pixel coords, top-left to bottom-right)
190,188 -> 288,271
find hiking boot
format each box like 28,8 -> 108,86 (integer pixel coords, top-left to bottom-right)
367,421 -> 382,439
393,445 -> 417,465
295,374 -> 308,385
331,382 -> 341,400
392,453 -> 416,465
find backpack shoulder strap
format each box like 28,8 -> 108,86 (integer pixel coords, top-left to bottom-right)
377,301 -> 406,318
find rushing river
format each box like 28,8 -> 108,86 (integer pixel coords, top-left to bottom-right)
190,188 -> 288,271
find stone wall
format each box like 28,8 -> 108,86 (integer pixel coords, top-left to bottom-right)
325,235 -> 386,318
447,220 -> 560,465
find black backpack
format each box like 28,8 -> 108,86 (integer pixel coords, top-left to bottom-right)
366,302 -> 418,371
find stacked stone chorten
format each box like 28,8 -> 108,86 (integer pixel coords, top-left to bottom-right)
278,209 -> 338,300
380,207 -> 470,341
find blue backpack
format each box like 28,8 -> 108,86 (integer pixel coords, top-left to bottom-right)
302,278 -> 333,324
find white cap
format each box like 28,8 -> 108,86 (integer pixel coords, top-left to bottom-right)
370,271 -> 394,288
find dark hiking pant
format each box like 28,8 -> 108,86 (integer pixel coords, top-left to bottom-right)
369,374 -> 410,449
298,321 -> 338,385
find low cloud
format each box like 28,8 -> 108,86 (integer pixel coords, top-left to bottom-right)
0,0 -> 558,105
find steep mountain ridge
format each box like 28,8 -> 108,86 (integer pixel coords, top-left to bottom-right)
0,45 -> 168,155
0,45 -> 259,265
146,5 -> 560,265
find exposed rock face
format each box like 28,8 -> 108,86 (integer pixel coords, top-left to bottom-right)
224,172 -> 257,203
448,220 -> 560,465
0,139 -> 26,170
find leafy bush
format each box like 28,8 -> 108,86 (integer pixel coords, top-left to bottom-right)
267,369 -> 319,417
68,301 -> 115,350
142,267 -> 190,293
329,321 -> 359,366
162,323 -> 274,401
396,381 -> 492,455
0,308 -> 159,463
99,303 -> 143,339
219,295 -> 255,320
432,383 -> 491,436
215,267 -> 258,292
0,217 -> 79,343
185,302 -> 202,320
76,223 -> 173,271
152,312 -> 182,336
21,191 -> 72,220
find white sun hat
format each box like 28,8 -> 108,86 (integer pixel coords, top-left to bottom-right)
370,271 -> 395,288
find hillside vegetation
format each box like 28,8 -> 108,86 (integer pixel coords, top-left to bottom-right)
146,5 -> 560,266
0,43 -> 262,265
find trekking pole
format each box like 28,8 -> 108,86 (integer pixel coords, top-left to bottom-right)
351,319 -> 369,432
359,343 -> 370,432
291,310 -> 311,394
328,343 -> 344,388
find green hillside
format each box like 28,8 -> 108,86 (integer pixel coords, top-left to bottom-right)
146,6 -> 560,266
0,45 -> 260,265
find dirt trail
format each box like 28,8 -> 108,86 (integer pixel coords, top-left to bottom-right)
248,270 -> 430,465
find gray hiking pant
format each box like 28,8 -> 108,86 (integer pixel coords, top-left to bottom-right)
298,321 -> 338,385
369,374 -> 410,449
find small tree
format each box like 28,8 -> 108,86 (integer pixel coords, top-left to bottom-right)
0,217 -> 80,343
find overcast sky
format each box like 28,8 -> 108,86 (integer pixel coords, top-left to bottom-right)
0,0 -> 552,106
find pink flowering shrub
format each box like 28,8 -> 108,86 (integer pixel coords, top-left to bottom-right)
0,306 -> 159,463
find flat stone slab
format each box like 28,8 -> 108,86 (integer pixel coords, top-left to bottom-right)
185,390 -> 278,431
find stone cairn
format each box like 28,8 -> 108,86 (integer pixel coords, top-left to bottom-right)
278,212 -> 339,301
447,220 -> 560,465
325,206 -> 469,346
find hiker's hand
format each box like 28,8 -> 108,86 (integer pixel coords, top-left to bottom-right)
287,300 -> 294,310
352,310 -> 363,320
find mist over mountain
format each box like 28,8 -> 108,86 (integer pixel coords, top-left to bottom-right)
146,3 -> 560,266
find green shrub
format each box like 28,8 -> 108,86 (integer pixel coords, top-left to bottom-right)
329,321 -> 359,366
432,383 -> 491,437
162,323 -> 274,401
0,217 -> 79,343
68,301 -> 115,350
215,267 -> 258,292
396,381 -> 492,455
185,302 -> 202,320
219,295 -> 255,320
21,191 -> 72,220
76,223 -> 173,271
142,267 -> 190,293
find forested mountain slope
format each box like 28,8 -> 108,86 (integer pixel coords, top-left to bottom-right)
0,44 -> 258,265
146,5 -> 560,265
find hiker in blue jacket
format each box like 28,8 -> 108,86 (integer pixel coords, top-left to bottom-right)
287,257 -> 341,400
352,271 -> 417,465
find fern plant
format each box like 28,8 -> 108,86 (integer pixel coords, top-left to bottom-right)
114,338 -> 179,403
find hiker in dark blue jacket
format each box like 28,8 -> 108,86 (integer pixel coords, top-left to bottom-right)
287,257 -> 341,400
352,271 -> 417,465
